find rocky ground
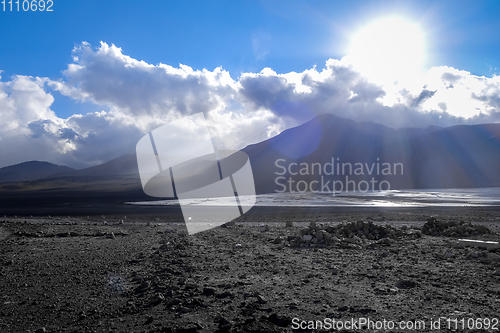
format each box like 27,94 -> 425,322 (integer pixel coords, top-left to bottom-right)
1,209 -> 500,332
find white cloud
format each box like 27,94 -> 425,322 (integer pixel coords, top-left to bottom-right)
0,75 -> 56,132
238,58 -> 500,128
50,42 -> 236,120
0,74 -> 145,168
2,41 -> 500,168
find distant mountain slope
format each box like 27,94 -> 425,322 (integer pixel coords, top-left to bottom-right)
243,114 -> 500,193
0,161 -> 76,183
2,115 -> 500,196
60,153 -> 139,177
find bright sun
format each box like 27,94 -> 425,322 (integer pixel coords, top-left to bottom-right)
349,17 -> 425,83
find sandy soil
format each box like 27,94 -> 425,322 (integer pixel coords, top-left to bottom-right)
1,208 -> 500,333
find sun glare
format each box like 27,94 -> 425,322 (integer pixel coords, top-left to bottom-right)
348,17 -> 425,83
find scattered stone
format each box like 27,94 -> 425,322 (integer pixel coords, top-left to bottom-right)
285,221 -> 293,227
177,306 -> 191,313
422,217 -> 490,237
379,251 -> 389,258
289,236 -> 302,248
107,232 -> 116,239
176,325 -> 201,333
271,237 -> 282,244
214,314 -> 231,326
376,238 -> 393,246
302,235 -> 313,242
35,328 -> 47,333
256,294 -> 267,304
215,323 -> 232,333
443,250 -> 455,259
166,298 -> 182,307
283,219 -> 440,250
136,280 -> 150,293
467,251 -> 480,259
395,279 -> 417,289
151,292 -> 165,305
267,313 -> 292,327
202,287 -> 216,295
216,291 -> 233,299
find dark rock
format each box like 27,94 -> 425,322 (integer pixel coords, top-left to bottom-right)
422,218 -> 490,237
202,287 -> 216,295
216,291 -> 234,299
257,294 -> 267,304
268,313 -> 291,327
136,280 -> 150,293
167,298 -> 182,307
215,323 -> 232,333
376,238 -> 393,246
214,314 -> 231,326
151,292 -> 165,305
349,307 -> 376,314
175,326 -> 200,333
270,237 -> 282,244
177,306 -> 190,313
395,279 -> 417,289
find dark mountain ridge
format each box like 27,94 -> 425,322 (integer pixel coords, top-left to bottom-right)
0,161 -> 75,183
2,115 -> 500,196
242,114 -> 500,193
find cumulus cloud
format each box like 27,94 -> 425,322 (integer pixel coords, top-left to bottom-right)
0,73 -> 147,168
238,59 -> 500,128
50,42 -> 236,119
1,41 -> 500,168
0,43 -> 282,168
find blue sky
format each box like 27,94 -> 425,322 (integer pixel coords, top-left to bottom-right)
1,0 -> 500,168
2,1 -> 500,80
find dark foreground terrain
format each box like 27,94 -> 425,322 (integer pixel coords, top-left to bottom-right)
1,208 -> 500,332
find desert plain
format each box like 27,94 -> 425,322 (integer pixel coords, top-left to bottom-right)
1,206 -> 500,333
